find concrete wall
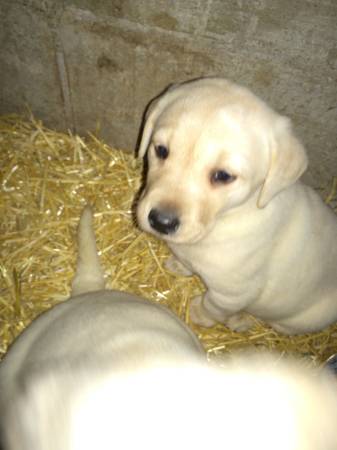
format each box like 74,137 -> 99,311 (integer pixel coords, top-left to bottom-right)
1,0 -> 336,187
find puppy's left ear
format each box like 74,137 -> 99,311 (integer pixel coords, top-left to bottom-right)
257,116 -> 308,208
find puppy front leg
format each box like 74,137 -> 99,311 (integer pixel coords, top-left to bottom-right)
225,314 -> 254,333
189,293 -> 218,327
164,255 -> 193,276
189,290 -> 253,332
189,290 -> 232,328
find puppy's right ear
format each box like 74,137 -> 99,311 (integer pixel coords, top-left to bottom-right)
137,97 -> 161,159
137,83 -> 180,159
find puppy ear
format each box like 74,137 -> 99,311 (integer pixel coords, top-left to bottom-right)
137,97 -> 161,159
137,83 -> 180,159
257,116 -> 308,208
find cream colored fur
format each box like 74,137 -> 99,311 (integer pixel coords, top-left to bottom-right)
1,207 -> 337,449
137,77 -> 337,335
0,206 -> 203,449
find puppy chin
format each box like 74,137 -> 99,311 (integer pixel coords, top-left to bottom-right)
158,230 -> 205,245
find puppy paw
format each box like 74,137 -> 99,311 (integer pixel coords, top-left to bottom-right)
189,295 -> 217,328
164,255 -> 193,276
225,314 -> 254,333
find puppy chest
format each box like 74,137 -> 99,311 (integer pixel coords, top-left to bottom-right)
170,243 -> 266,295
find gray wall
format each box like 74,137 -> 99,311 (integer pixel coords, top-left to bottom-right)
1,0 -> 336,187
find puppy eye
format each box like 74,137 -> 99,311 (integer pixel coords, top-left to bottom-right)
154,145 -> 169,160
210,170 -> 236,185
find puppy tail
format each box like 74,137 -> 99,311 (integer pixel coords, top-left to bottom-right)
71,205 -> 105,296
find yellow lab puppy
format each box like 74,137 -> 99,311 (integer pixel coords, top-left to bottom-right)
137,77 -> 337,334
0,206 -> 204,449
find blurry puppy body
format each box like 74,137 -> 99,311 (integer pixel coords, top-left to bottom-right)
136,77 -> 337,335
1,208 -> 337,450
3,355 -> 337,450
0,206 -> 204,450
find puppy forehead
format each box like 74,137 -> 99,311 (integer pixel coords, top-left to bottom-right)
155,78 -> 274,136
152,108 -> 258,173
159,78 -> 268,120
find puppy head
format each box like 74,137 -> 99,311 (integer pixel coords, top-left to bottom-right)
137,78 -> 307,244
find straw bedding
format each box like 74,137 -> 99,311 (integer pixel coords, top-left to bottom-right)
1,115 -> 337,366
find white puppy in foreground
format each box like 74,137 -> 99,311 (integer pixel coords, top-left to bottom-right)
3,356 -> 337,450
1,207 -> 337,450
0,206 -> 204,449
136,77 -> 337,335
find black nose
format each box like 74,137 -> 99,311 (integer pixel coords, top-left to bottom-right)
148,208 -> 180,235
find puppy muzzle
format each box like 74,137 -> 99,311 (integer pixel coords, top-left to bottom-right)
148,208 -> 180,235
